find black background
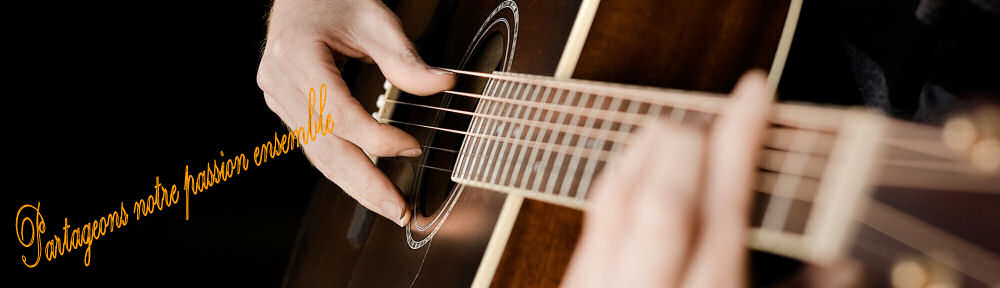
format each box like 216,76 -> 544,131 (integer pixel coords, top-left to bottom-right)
10,1 -> 319,286
9,0 -> 999,286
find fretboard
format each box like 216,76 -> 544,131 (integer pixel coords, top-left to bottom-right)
444,71 -> 997,263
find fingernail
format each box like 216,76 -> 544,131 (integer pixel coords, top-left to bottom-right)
399,148 -> 422,157
428,68 -> 454,76
378,200 -> 405,226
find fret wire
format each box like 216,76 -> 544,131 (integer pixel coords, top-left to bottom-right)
577,97 -> 634,200
524,86 -> 559,191
466,80 -> 498,180
383,119 -> 617,162
534,89 -> 572,193
490,82 -> 533,185
441,68 -> 781,130
508,83 -> 547,188
443,69 -> 972,158
555,91 -> 594,196
494,83 -> 532,186
471,79 -> 514,180
484,80 -> 522,180
451,79 -> 487,178
440,89 -> 841,157
669,105 -> 688,123
647,104 -> 666,124
650,104 -> 665,118
502,82 -> 536,184
587,101 -> 664,201
386,98 -> 637,147
760,129 -> 822,232
548,90 -> 589,196
385,118 -> 835,205
483,81 -> 525,184
454,79 -> 494,178
755,171 -> 819,202
563,93 -> 613,198
379,70 -> 991,228
440,89 -> 841,158
463,79 -> 505,179
442,68 -> 732,120
385,100 -> 841,172
444,90 -> 650,131
453,78 -> 486,178
477,80 -> 511,183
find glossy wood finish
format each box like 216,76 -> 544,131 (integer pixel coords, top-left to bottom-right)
489,0 -> 793,286
574,0 -> 791,93
348,186 -> 507,287
284,0 -> 1000,286
490,201 -> 583,287
284,1 -> 581,287
285,0 -> 796,286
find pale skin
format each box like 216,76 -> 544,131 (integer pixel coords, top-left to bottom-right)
258,0 -> 456,226
259,0 -> 822,285
562,71 -> 773,287
562,73 -> 861,287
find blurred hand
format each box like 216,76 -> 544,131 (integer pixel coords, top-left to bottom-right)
562,71 -> 773,287
257,0 -> 455,226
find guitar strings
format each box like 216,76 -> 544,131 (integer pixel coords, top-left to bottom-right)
384,118 -> 824,200
384,100 -> 886,183
377,70 -> 999,278
395,118 -> 1000,283
387,77 -> 836,162
859,201 -> 1000,285
421,145 -> 460,154
439,68 -> 848,132
385,69 -> 991,179
386,98 -> 837,163
384,118 -> 623,162
387,98 -> 637,145
395,114 -> 1000,283
380,157 -> 455,173
440,68 -> 974,163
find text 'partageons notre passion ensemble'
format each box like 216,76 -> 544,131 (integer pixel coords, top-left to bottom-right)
15,84 -> 338,268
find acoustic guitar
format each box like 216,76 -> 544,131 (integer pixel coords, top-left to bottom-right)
281,0 -> 1000,287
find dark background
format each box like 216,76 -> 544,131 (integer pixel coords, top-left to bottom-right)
9,0 -> 999,286
10,0 -> 320,286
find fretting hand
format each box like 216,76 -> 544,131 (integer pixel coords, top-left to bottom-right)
562,71 -> 773,287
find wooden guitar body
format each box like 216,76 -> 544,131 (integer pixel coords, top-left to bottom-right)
284,1 -> 582,286
282,1 -> 1000,287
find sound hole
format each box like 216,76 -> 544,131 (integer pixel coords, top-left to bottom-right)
415,32 -> 504,216
413,32 -> 505,217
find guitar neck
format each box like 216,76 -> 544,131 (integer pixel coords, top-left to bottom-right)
443,70 -> 998,263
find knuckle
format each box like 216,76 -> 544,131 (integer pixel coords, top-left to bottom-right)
264,37 -> 289,57
262,93 -> 282,115
256,68 -> 271,91
397,48 -> 421,66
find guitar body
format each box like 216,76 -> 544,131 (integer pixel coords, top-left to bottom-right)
281,0 -> 999,287
487,1 -> 792,286
283,0 -> 793,287
283,1 -> 581,286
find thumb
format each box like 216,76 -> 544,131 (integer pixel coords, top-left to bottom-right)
353,6 -> 456,96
